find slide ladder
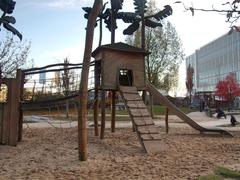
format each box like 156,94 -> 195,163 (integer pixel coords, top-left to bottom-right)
119,86 -> 167,153
146,81 -> 233,137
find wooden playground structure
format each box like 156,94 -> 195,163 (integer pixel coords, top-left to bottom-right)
0,62 -> 88,146
91,42 -> 233,153
0,0 -> 236,162
0,70 -> 23,146
0,42 -> 233,155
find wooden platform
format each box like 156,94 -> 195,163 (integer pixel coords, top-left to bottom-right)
119,86 -> 167,154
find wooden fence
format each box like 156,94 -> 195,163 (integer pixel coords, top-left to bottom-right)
0,70 -> 22,146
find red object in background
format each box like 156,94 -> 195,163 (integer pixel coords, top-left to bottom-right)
215,73 -> 240,101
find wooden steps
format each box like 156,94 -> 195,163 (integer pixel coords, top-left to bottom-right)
134,117 -> 154,126
119,86 -> 168,154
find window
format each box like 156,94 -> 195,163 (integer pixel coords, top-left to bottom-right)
119,69 -> 133,86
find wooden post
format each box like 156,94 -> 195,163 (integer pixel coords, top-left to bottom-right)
165,107 -> 169,134
110,10 -> 116,44
142,90 -> 146,103
140,3 -> 145,50
66,100 -> 69,119
18,70 -> 24,142
109,2 -> 116,134
110,1 -> 116,44
111,90 -> 116,133
78,0 -> 103,161
93,60 -> 100,136
100,90 -> 105,139
57,105 -> 60,117
149,93 -> 154,118
2,92 -> 10,144
132,122 -> 136,132
0,103 -> 3,144
93,88 -> 99,136
9,74 -> 21,146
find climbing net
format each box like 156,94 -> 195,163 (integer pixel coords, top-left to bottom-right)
21,61 -> 96,121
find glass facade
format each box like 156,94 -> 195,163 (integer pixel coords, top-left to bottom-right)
186,30 -> 240,93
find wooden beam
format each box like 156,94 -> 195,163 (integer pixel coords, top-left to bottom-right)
25,66 -> 83,75
78,0 -> 103,161
0,80 -> 11,145
23,61 -> 96,73
100,90 -> 106,139
0,103 -> 3,143
9,79 -> 19,146
149,93 -> 154,118
24,63 -> 82,72
111,91 -> 116,133
93,59 -> 100,136
2,96 -> 10,144
93,88 -> 99,136
18,70 -> 24,142
132,122 -> 136,132
165,107 -> 169,134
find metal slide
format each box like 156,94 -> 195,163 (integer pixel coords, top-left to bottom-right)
146,81 -> 233,137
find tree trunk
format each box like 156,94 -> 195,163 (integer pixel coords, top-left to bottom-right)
111,10 -> 116,44
99,18 -> 103,46
78,0 -> 102,161
189,90 -> 192,105
141,12 -> 145,50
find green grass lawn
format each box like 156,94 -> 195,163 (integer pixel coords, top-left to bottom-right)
198,166 -> 240,180
152,105 -> 195,115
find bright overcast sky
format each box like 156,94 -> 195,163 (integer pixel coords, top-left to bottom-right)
5,0 -> 232,66
2,0 -> 236,95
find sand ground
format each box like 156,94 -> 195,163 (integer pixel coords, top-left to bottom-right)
1,119 -> 240,179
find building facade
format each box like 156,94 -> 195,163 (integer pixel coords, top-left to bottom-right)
186,30 -> 240,94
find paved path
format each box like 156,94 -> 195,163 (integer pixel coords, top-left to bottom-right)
23,112 -> 240,130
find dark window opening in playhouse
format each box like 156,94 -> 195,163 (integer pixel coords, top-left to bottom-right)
119,69 -> 133,86
0,83 -> 8,103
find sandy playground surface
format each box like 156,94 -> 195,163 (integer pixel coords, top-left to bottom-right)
1,116 -> 240,180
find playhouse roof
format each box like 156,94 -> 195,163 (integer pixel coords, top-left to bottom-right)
92,42 -> 149,57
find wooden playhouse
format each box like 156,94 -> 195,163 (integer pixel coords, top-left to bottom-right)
91,42 -> 166,153
92,42 -> 148,90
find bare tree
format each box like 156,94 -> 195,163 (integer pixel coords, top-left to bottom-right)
175,1 -> 240,29
62,58 -> 76,118
53,71 -> 61,94
0,35 -> 32,78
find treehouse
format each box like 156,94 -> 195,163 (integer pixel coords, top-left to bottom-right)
92,42 -> 149,90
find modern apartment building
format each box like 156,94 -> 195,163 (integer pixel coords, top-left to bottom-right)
186,30 -> 240,94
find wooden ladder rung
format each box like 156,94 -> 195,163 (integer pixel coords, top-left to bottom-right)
140,133 -> 162,141
137,125 -> 160,134
119,86 -> 138,93
127,101 -> 146,109
122,93 -> 142,101
134,118 -> 154,126
129,108 -> 150,117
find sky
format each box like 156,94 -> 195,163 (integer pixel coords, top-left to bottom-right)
1,0 -> 236,96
